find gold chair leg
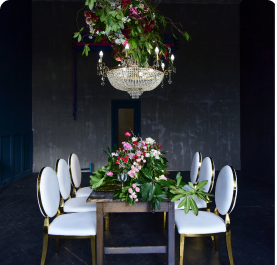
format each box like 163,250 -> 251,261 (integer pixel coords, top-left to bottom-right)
72,186 -> 77,198
225,231 -> 234,265
55,238 -> 59,253
91,236 -> 96,265
180,234 -> 185,265
40,233 -> 49,265
104,213 -> 109,231
163,212 -> 166,229
211,235 -> 215,242
214,235 -> 219,251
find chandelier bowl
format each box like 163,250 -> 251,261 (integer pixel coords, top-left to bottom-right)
106,65 -> 164,99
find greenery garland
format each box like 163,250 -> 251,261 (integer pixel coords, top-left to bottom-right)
90,132 -> 213,214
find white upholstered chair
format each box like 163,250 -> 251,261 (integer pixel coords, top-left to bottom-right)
37,167 -> 96,265
55,159 -> 96,213
175,156 -> 214,211
68,153 -> 92,198
175,165 -> 238,265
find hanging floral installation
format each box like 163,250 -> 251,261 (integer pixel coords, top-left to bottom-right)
74,0 -> 191,66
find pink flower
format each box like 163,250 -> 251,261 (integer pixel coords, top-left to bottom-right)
138,166 -> 141,170
160,176 -> 167,181
129,195 -> 133,199
128,170 -> 136,178
123,40 -> 129,47
143,146 -> 148,150
132,184 -> 136,188
133,194 -> 137,199
107,171 -> 113,176
135,199 -> 138,202
145,153 -> 150,157
125,132 -> 131,137
135,187 -> 140,192
143,160 -> 146,163
128,188 -> 133,193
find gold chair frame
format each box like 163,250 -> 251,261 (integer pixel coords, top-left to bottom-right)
37,167 -> 96,265
179,166 -> 237,265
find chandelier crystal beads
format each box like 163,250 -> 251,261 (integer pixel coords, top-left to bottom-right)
97,46 -> 176,99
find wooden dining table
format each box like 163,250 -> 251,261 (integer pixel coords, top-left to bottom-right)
87,190 -> 175,265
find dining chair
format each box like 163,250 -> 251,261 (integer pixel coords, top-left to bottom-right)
55,158 -> 96,213
175,156 -> 214,211
68,154 -> 109,230
164,151 -> 202,228
175,165 -> 238,265
68,153 -> 92,198
37,166 -> 96,265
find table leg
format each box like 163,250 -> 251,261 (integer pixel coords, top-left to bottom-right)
168,202 -> 175,265
96,202 -> 104,265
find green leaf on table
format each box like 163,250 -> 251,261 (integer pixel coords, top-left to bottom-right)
184,196 -> 191,214
96,9 -> 104,16
176,176 -> 182,186
140,168 -> 152,179
189,197 -> 198,215
92,177 -> 104,188
197,180 -> 208,190
188,182 -> 195,189
82,44 -> 90,56
176,172 -> 181,180
73,32 -> 80,38
141,182 -> 152,199
171,194 -> 184,202
177,197 -> 186,209
90,175 -> 101,183
157,179 -> 171,187
155,183 -> 163,195
173,33 -> 178,40
155,199 -> 161,210
149,183 -> 156,200
156,194 -> 166,202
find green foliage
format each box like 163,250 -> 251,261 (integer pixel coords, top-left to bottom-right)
82,44 -> 90,56
85,0 -> 96,10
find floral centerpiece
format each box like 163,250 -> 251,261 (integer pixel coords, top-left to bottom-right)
90,132 -> 212,215
74,0 -> 190,65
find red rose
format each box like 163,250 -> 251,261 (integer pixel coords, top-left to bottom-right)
116,161 -> 119,164
123,156 -> 129,163
117,156 -> 121,160
133,141 -> 138,145
135,155 -> 139,159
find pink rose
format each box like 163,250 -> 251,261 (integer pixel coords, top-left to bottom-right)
107,171 -> 113,176
133,194 -> 137,199
132,184 -> 136,188
125,132 -> 131,137
143,160 -> 146,163
128,188 -> 133,193
129,195 -> 133,199
135,187 -> 140,192
135,198 -> 138,202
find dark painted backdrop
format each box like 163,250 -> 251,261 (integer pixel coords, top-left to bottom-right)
240,0 -> 275,184
0,0 -> 32,187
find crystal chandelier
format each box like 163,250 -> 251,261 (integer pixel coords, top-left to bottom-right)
97,45 -> 176,99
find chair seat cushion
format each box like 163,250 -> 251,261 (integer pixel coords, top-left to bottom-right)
64,197 -> 96,213
175,195 -> 207,209
175,210 -> 226,235
49,212 -> 96,236
76,186 -> 93,198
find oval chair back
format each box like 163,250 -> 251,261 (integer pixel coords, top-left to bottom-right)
198,157 -> 215,193
55,159 -> 71,200
190,151 -> 202,185
37,167 -> 60,218
215,165 -> 238,215
68,153 -> 82,197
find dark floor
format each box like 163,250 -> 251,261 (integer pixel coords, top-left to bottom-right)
0,171 -> 274,265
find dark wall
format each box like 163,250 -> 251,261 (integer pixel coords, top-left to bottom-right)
0,0 -> 33,187
240,0 -> 275,184
32,2 -> 240,172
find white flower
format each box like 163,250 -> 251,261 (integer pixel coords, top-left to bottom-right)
145,153 -> 150,157
96,30 -> 99,35
117,5 -> 121,9
145,137 -> 155,145
132,137 -> 138,142
89,36 -> 93,39
111,152 -> 118,157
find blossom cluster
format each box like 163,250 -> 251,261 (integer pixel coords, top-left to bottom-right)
111,132 -> 163,179
128,184 -> 140,202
